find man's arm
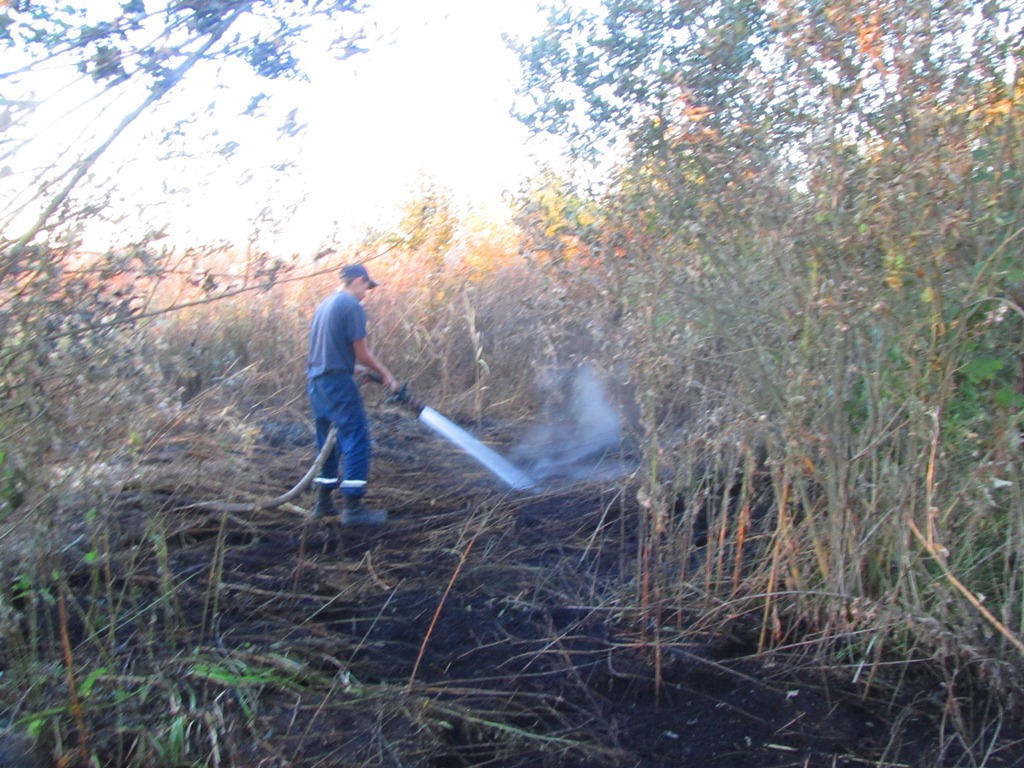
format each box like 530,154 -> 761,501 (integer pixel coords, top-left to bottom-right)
353,338 -> 398,390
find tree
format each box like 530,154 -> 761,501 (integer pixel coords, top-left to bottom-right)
0,0 -> 368,471
514,0 -> 1024,427
513,0 -> 1024,726
2,0 -> 365,247
512,1 -> 776,163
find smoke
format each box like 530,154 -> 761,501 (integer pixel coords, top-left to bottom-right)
512,365 -> 632,485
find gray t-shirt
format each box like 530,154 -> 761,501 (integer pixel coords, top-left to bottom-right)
306,290 -> 367,378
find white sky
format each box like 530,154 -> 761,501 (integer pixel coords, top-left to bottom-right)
317,2 -> 550,210
2,0 -> 564,255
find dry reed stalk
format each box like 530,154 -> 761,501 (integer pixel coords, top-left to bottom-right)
907,518 -> 1024,659
407,506 -> 492,691
731,500 -> 749,594
200,508 -> 230,642
759,478 -> 790,654
57,580 -> 92,766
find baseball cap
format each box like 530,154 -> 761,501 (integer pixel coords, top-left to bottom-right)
341,263 -> 379,288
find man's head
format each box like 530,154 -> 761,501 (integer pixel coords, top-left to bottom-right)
341,264 -> 379,298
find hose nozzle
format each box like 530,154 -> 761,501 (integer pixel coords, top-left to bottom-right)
385,382 -> 424,414
356,369 -> 424,413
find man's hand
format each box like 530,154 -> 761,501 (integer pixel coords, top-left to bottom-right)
353,340 -> 398,391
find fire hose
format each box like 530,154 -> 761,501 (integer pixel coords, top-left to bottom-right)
185,373 -> 532,514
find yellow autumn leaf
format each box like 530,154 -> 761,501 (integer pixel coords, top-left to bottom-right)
987,99 -> 1013,116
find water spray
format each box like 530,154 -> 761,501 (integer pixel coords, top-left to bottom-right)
370,376 -> 536,492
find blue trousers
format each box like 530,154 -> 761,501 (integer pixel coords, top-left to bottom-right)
308,373 -> 370,499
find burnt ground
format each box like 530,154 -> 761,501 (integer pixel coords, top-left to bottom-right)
6,408 -> 1024,767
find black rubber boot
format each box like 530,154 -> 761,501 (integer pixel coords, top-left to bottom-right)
312,484 -> 338,519
341,495 -> 388,526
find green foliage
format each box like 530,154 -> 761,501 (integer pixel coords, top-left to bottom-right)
392,181 -> 458,265
0,5 -> 363,375
1,0 -> 365,489
513,0 -> 772,162
0,1 -> 363,87
1,1 -> 1023,762
514,0 -> 1024,724
1,1 -> 367,252
513,169 -> 600,273
0,445 -> 26,518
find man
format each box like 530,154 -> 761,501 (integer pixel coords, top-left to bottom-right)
307,263 -> 398,524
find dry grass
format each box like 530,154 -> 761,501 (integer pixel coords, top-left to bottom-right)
1,192 -> 1022,766
8,394 -> 1018,767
